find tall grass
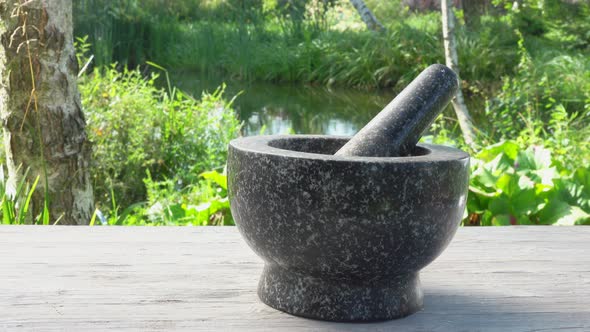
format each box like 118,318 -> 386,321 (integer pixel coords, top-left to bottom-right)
74,0 -> 160,68
0,167 -> 52,225
99,9 -> 521,93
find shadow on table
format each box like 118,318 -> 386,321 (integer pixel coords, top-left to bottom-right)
303,288 -> 590,332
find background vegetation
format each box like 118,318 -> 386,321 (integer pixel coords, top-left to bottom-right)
2,0 -> 588,225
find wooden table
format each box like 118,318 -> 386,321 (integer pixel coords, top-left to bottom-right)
1,226 -> 589,331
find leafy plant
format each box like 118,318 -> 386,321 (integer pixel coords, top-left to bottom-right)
183,170 -> 232,226
79,64 -> 241,210
100,169 -> 232,226
467,141 -> 589,226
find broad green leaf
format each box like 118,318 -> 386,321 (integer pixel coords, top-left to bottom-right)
496,173 -> 515,194
557,206 -> 590,225
472,166 -> 499,189
491,214 -> 511,226
486,152 -> 515,173
534,182 -> 554,195
467,191 -> 488,213
574,168 -> 590,187
517,175 -> 535,191
469,185 -> 498,199
528,167 -> 558,187
573,168 -> 590,210
480,210 -> 494,226
489,195 -> 511,216
471,153 -> 514,190
511,188 -> 542,215
516,215 -> 534,225
166,203 -> 185,221
200,170 -> 227,190
538,200 -> 590,225
476,140 -> 519,162
515,146 -> 552,171
554,170 -> 590,212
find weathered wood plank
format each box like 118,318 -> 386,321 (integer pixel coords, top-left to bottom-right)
0,226 -> 589,331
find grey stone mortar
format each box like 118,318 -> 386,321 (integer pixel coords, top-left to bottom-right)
228,135 -> 469,322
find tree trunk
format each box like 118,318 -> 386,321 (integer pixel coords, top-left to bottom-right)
440,0 -> 477,148
349,0 -> 385,31
0,0 -> 94,225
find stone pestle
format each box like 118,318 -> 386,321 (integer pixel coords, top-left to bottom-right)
335,64 -> 459,157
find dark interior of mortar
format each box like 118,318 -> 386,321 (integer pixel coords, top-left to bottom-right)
268,137 -> 430,157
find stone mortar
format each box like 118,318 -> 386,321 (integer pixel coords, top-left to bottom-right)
228,135 -> 470,322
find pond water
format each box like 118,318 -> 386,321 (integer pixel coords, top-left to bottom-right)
170,70 -> 394,136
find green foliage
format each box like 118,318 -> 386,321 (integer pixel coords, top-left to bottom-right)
454,26 -> 589,226
151,8 -> 530,93
101,169 -> 232,226
467,141 -> 589,226
0,166 -> 54,225
69,0 -> 590,226
73,0 -> 267,67
482,32 -> 590,169
74,0 -> 155,67
156,19 -> 423,88
0,167 -> 38,225
73,0 -> 590,92
78,61 -> 240,224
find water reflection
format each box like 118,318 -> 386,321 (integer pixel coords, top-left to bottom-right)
170,70 -> 393,136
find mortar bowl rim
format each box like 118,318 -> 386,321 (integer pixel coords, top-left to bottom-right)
229,134 -> 469,164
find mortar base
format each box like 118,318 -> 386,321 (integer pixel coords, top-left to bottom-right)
257,264 -> 423,322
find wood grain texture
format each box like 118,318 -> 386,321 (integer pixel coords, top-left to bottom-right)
0,226 -> 589,331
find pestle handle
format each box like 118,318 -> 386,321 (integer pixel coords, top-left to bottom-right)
335,64 -> 458,157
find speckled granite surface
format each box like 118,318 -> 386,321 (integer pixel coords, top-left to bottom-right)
258,264 -> 423,321
228,135 -> 469,322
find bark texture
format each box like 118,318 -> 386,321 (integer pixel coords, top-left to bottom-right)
0,0 -> 94,225
441,0 -> 477,148
349,0 -> 385,31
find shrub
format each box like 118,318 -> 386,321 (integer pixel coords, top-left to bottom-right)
482,32 -> 590,167
79,64 -> 241,211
